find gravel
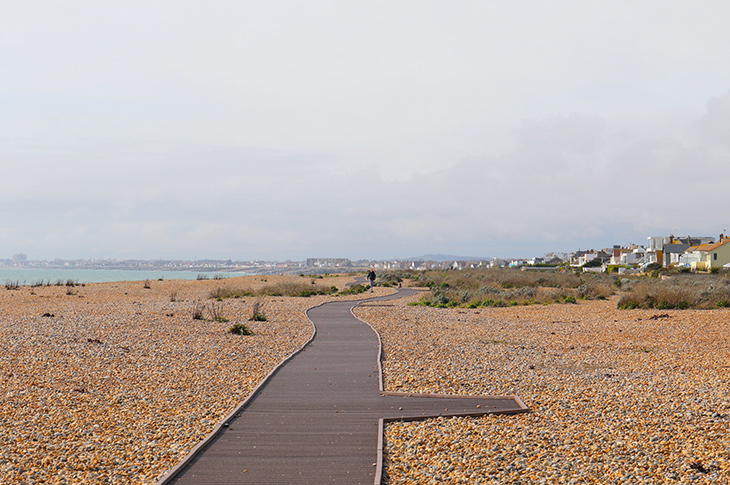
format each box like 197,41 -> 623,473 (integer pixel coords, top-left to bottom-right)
0,275 -> 387,484
5,278 -> 726,484
354,292 -> 730,484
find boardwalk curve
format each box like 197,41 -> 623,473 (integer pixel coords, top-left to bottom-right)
158,288 -> 528,484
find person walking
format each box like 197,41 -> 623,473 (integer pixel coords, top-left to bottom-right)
366,269 -> 376,288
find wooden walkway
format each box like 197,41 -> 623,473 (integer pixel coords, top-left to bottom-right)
158,289 -> 528,484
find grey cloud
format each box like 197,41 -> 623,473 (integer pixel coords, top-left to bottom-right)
697,91 -> 730,148
3,2 -> 730,260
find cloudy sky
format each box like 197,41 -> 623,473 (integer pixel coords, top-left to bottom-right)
2,1 -> 730,261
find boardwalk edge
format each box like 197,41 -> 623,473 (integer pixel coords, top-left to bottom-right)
154,300 -> 328,484
353,290 -> 530,485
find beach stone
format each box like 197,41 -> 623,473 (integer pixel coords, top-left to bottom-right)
0,275 -> 392,484
355,293 -> 730,484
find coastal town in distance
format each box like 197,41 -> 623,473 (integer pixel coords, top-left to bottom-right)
4,233 -> 730,275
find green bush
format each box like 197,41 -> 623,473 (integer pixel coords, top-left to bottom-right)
211,281 -> 338,299
378,270 -> 415,285
338,284 -> 369,296
229,323 -> 253,335
405,268 -> 619,308
616,274 -> 730,309
209,287 -> 254,299
250,300 -> 267,321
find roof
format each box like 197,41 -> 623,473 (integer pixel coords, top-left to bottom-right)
693,239 -> 730,252
663,243 -> 690,254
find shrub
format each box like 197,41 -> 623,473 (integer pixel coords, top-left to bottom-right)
250,300 -> 267,321
338,284 -> 369,296
207,302 -> 226,321
192,302 -> 205,320
405,268 -> 620,307
211,280 -> 343,300
616,274 -> 730,309
428,293 -> 448,306
378,270 -> 416,285
209,286 -> 254,299
229,323 -> 253,335
260,281 -> 338,297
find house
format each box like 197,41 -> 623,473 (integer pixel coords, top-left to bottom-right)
679,237 -> 730,270
646,235 -> 715,266
570,250 -> 589,267
707,238 -> 730,268
678,246 -> 704,269
508,259 -> 527,268
610,247 -> 633,265
572,250 -> 610,267
605,245 -> 647,267
305,258 -> 352,268
662,243 -> 691,266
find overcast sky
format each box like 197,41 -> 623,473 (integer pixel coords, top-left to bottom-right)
2,1 -> 730,261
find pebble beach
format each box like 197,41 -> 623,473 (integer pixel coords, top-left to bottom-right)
2,277 -> 728,484
0,275 -> 389,484
354,292 -> 730,484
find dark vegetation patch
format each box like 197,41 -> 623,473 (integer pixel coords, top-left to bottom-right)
403,268 -> 616,308
229,323 -> 253,335
384,268 -> 730,310
210,280 -> 371,300
616,274 -> 730,310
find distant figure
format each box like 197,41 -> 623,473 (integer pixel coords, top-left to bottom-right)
366,269 -> 376,288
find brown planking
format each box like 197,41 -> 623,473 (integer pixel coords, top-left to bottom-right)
158,288 -> 528,485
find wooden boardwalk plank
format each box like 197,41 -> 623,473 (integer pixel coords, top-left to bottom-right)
158,289 -> 528,484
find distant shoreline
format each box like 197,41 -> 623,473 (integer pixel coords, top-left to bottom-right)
0,267 -> 253,284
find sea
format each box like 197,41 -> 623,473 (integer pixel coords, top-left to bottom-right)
0,268 -> 252,285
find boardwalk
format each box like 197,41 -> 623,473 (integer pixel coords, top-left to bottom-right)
160,289 -> 528,484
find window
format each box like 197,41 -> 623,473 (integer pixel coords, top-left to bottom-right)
714,253 -> 718,260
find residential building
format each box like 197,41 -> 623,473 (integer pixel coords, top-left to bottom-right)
680,237 -> 730,270
662,243 -> 691,266
647,235 -> 715,266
